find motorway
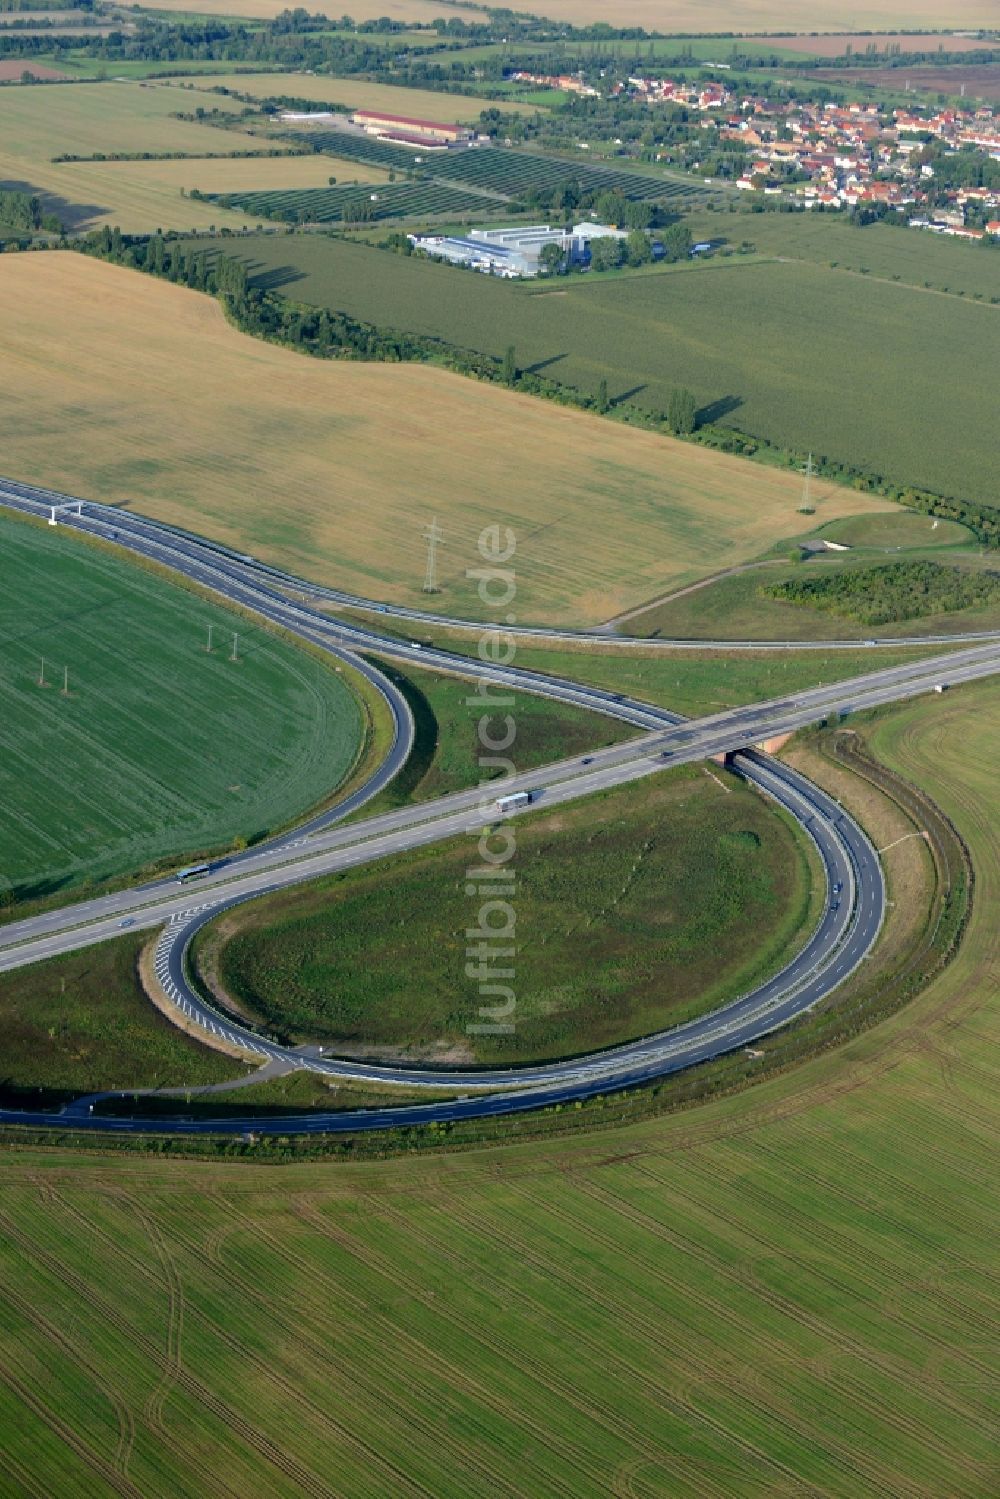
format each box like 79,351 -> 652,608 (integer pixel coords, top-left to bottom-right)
1,479 -> 998,1134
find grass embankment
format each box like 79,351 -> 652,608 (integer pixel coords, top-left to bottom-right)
0,685 -> 996,1494
0,253 -> 890,624
0,934 -> 236,1106
359,624 -> 952,719
218,228 -> 1000,509
620,511 -> 1000,641
355,655 -> 638,816
629,564 -> 1000,643
203,764 -> 818,1065
0,929 -> 461,1114
0,512 -> 362,901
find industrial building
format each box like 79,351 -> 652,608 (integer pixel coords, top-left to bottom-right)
409,221 -> 629,278
351,110 -> 475,150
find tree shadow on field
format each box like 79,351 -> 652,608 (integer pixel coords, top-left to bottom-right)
0,176 -> 111,232
611,383 -> 647,406
247,263 -> 306,293
697,393 -> 743,425
8,872 -> 75,907
523,351 -> 569,375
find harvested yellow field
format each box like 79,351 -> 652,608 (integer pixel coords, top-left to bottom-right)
61,151 -> 390,212
173,72 -> 537,119
529,0 -> 998,29
0,147 -> 249,232
146,0 -> 454,16
0,254 -> 892,623
0,79 -> 273,230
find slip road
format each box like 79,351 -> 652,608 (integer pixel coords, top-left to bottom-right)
1,483 -> 995,1135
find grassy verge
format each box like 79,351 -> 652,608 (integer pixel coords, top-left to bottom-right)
97,1071 -> 462,1120
0,934 -> 237,1108
346,620 -> 953,719
619,549 -> 1000,641
353,654 -> 638,818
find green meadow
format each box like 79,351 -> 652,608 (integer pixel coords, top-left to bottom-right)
208,765 -> 816,1064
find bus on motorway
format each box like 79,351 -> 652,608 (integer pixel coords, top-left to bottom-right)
176,863 -> 210,883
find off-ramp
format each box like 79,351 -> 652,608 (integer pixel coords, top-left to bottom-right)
1,481 -> 997,1135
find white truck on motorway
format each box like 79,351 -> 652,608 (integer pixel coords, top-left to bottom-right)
496,790 -> 534,816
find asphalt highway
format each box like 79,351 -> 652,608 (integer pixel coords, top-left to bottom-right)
1,481 -> 996,1135
1,641 -> 993,971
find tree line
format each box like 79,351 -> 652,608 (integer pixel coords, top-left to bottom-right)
70,226 -> 1000,549
0,189 -> 61,235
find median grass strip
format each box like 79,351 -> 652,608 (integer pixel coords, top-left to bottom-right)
365,625 -> 954,719
204,764 -> 818,1065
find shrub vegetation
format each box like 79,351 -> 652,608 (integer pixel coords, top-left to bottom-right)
764,560 -> 1000,625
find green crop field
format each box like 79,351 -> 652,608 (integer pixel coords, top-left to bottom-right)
685,209 -> 1000,303
203,765 -> 816,1064
0,514 -> 362,898
0,678 -> 996,1494
219,231 -> 1000,510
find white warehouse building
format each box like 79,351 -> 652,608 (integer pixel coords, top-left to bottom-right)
408,221 -> 628,278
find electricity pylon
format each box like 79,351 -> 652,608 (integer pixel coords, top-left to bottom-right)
798,452 -> 815,514
422,517 -> 444,594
